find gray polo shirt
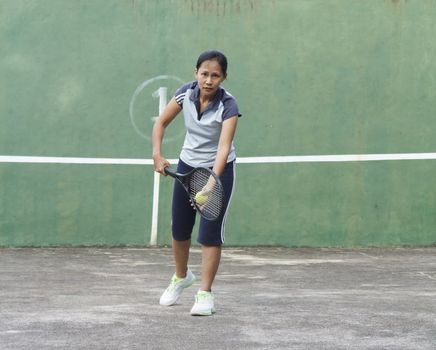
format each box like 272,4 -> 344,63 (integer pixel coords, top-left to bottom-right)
174,81 -> 241,168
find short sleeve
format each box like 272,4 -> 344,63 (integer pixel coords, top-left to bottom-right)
174,82 -> 193,108
222,93 -> 242,121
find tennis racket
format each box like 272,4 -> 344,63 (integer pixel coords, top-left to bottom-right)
165,166 -> 224,221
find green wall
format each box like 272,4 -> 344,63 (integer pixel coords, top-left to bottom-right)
1,0 -> 436,247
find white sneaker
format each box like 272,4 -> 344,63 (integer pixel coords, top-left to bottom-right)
190,290 -> 216,316
159,269 -> 196,306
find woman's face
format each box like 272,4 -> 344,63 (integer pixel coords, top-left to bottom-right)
195,59 -> 226,99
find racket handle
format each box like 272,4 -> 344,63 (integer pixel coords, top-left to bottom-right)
164,166 -> 176,177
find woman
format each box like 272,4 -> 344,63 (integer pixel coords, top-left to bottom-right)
152,49 -> 241,316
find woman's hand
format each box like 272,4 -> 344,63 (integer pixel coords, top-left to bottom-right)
202,176 -> 217,194
153,155 -> 171,176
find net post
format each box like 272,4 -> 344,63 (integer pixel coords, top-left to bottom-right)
149,86 -> 167,246
150,171 -> 160,246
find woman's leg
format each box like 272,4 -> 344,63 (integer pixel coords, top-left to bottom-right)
171,159 -> 196,277
173,238 -> 191,278
200,245 -> 222,291
197,161 -> 235,291
159,160 -> 197,307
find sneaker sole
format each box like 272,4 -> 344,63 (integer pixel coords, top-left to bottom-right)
191,308 -> 216,316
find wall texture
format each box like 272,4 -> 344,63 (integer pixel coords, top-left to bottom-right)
1,0 -> 436,247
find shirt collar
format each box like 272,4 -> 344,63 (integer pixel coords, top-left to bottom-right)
189,82 -> 223,112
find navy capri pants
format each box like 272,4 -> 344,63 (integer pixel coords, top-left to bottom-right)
172,159 -> 236,246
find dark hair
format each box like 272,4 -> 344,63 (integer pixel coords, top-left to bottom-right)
196,49 -> 228,76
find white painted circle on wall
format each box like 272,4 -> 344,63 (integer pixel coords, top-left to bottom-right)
129,75 -> 185,143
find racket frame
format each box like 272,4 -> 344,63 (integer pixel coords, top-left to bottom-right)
165,166 -> 224,221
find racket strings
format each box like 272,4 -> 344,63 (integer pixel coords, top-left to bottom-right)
188,168 -> 223,220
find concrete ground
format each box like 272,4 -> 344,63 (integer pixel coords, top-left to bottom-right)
0,247 -> 435,350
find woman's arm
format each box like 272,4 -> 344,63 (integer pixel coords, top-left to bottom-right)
213,116 -> 238,177
152,97 -> 182,175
